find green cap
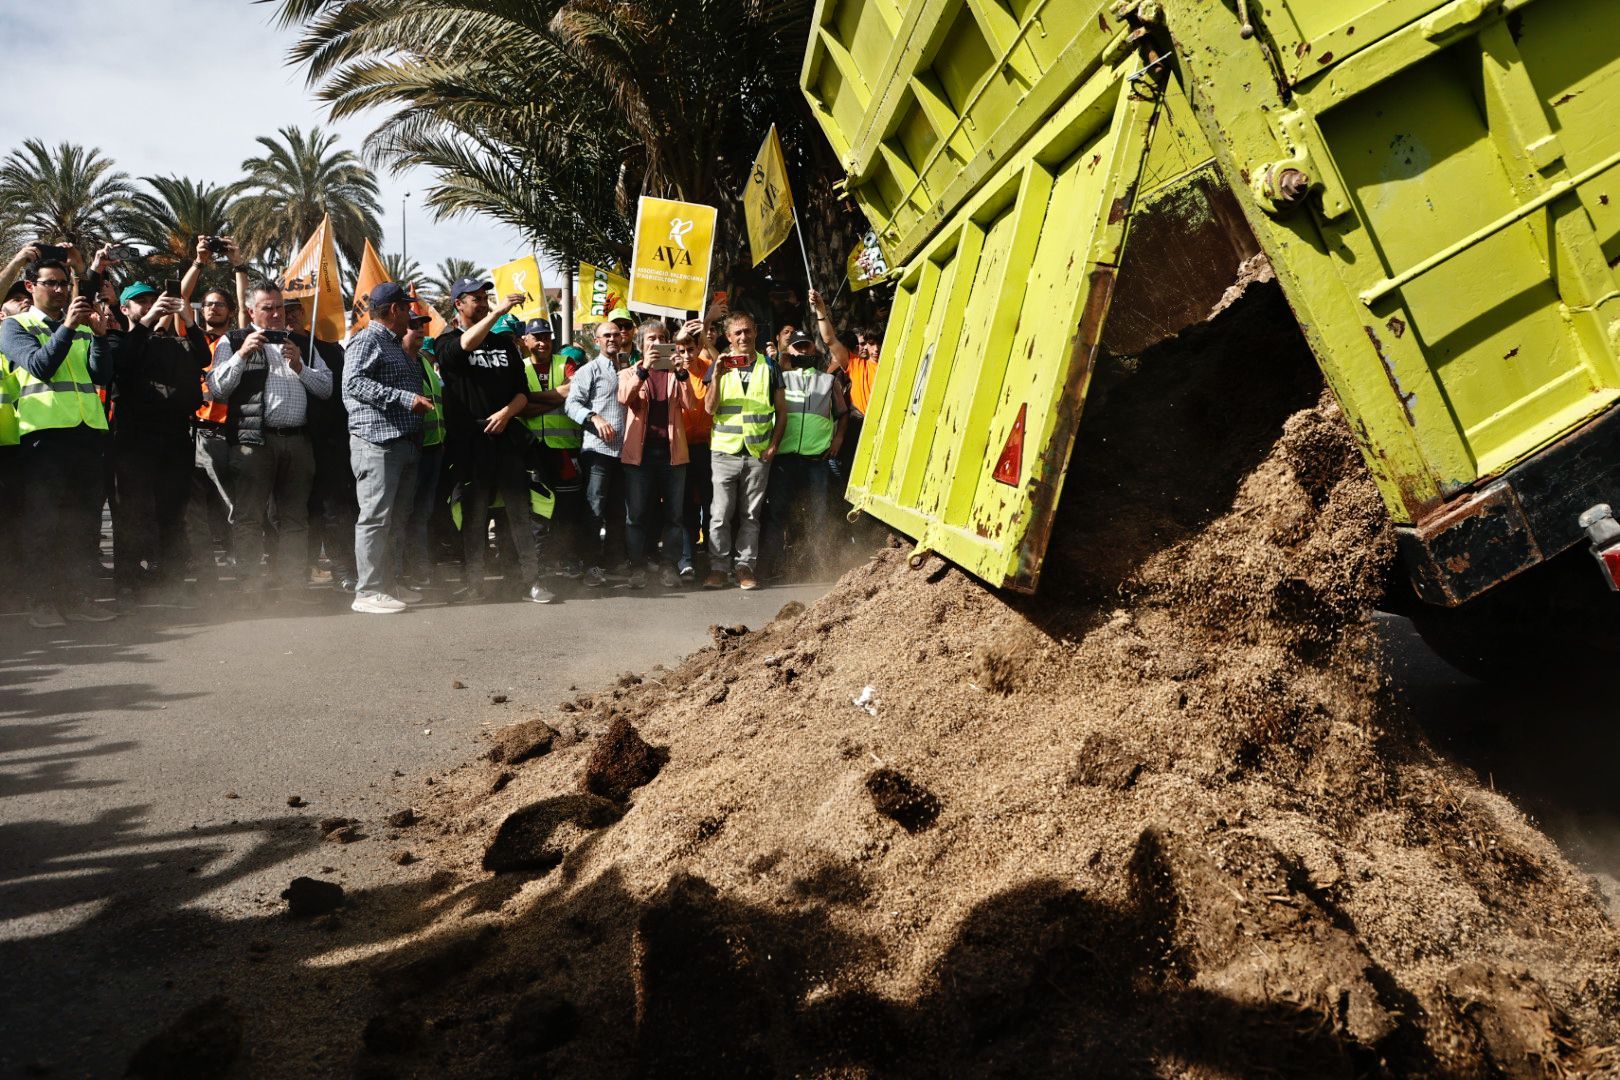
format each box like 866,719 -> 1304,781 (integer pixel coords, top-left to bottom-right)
492,314 -> 521,335
557,344 -> 587,364
421,336 -> 436,356
119,282 -> 159,304
607,306 -> 635,327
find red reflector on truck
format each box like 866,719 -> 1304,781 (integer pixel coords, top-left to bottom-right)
1600,547 -> 1620,591
992,404 -> 1027,486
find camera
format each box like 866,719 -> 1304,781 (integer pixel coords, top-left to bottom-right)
206,236 -> 229,255
262,329 -> 289,345
35,243 -> 70,263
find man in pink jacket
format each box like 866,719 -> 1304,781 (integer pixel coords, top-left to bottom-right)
617,319 -> 697,588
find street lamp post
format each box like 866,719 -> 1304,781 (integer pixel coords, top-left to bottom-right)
401,192 -> 410,267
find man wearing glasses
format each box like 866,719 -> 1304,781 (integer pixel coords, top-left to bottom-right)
1,255 -> 116,627
564,318 -> 633,588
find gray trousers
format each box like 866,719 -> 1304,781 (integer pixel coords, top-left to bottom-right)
350,434 -> 420,599
229,432 -> 316,589
708,450 -> 771,572
187,431 -> 233,580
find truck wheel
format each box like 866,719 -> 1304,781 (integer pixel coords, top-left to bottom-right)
1406,546 -> 1620,684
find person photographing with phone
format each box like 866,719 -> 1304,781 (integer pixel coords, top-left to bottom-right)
2,251 -> 118,627
564,318 -> 634,588
615,319 -> 696,589
207,281 -> 334,602
702,310 -> 786,591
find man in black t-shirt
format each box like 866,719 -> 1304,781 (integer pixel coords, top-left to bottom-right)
434,276 -> 550,604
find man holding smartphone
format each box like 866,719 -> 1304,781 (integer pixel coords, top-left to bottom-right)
207,281 -> 334,602
2,253 -> 117,626
702,311 -> 787,590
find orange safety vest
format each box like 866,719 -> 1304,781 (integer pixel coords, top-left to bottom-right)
846,355 -> 878,416
196,331 -> 229,424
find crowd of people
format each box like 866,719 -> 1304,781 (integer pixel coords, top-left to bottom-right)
0,237 -> 884,625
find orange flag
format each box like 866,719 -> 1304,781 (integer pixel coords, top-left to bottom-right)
408,283 -> 447,338
282,214 -> 347,342
350,239 -> 390,331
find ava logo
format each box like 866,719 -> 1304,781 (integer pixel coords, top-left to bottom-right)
752,166 -> 782,212
654,218 -> 696,268
512,269 -> 529,298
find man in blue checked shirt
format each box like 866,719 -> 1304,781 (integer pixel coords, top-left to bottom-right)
342,282 -> 435,614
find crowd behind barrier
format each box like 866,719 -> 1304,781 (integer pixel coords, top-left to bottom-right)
0,238 -> 887,624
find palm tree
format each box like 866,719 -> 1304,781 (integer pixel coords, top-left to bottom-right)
231,125 -> 383,273
381,251 -> 421,287
123,175 -> 240,269
422,257 -> 487,318
269,0 -> 831,286
0,140 -> 134,253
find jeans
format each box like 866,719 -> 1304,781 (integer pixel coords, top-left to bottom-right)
762,452 -> 833,575
579,449 -> 627,569
350,434 -> 420,598
229,431 -> 317,590
708,450 -> 770,572
401,443 -> 444,579
624,441 -> 687,569
460,447 -> 539,583
19,428 -> 108,601
113,429 -> 194,590
681,440 -> 712,573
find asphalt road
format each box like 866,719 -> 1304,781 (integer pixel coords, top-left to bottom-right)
2,591 -> 1616,1076
0,576 -> 826,1077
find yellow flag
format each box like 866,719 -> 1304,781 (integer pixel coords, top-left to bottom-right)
846,229 -> 891,292
491,255 -> 547,322
575,261 -> 629,325
282,214 -> 346,342
628,196 -> 718,317
349,239 -> 391,330
744,124 -> 795,266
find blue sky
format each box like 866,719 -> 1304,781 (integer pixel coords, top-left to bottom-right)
0,0 -> 546,281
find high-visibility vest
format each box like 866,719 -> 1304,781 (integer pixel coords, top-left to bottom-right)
449,479 -> 556,526
710,354 -> 775,457
421,356 -> 444,449
521,356 -> 584,449
846,355 -> 878,416
780,367 -> 837,457
9,314 -> 108,436
196,332 -> 230,424
0,354 -> 19,447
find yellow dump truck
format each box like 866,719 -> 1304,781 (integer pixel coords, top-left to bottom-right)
802,0 -> 1620,673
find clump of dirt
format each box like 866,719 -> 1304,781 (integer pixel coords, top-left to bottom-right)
581,718 -> 665,801
207,283 -> 1620,1076
126,996 -> 242,1079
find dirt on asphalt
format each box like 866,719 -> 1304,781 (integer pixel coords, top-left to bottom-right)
129,283 -> 1620,1077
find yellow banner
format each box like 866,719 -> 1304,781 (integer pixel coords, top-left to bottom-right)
847,229 -> 891,292
491,254 -> 547,322
575,261 -> 629,325
281,214 -> 346,342
627,196 -> 717,317
744,124 -> 795,267
349,238 -> 390,330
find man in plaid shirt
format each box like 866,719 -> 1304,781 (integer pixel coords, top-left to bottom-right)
343,282 -> 434,614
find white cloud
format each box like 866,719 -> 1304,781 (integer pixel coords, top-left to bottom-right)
0,0 -> 559,284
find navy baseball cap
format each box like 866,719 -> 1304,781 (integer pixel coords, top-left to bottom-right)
450,276 -> 493,300
368,281 -> 409,309
523,318 -> 553,337
788,329 -> 815,347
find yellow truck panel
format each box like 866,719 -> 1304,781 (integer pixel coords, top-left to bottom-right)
807,0 -> 1620,605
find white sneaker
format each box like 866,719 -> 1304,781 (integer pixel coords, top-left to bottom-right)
393,586 -> 424,604
352,593 -> 407,614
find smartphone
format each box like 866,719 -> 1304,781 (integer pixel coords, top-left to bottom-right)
712,290 -> 728,306
76,274 -> 99,300
262,329 -> 289,345
36,243 -> 70,263
163,278 -> 182,297
644,342 -> 676,371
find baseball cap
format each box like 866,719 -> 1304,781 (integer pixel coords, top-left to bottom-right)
557,344 -> 587,364
8,279 -> 32,300
788,329 -> 815,348
408,311 -> 432,326
450,276 -> 493,300
607,306 -> 635,328
523,318 -> 553,337
119,282 -> 159,304
421,336 -> 436,356
491,314 -> 522,336
368,281 -> 409,309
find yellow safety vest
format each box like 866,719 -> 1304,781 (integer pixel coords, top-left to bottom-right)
711,355 -> 775,457
780,367 -> 837,457
521,356 -> 585,450
0,354 -> 19,447
421,356 -> 444,449
9,313 -> 108,436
